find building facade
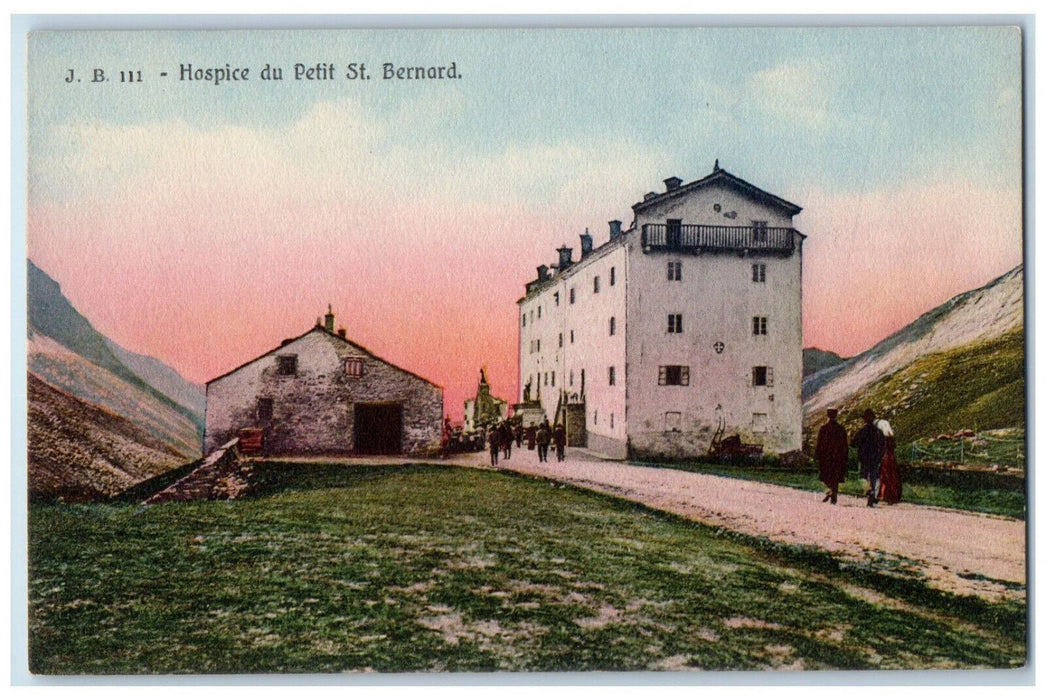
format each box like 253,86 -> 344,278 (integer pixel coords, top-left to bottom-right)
204,309 -> 443,456
518,165 -> 805,459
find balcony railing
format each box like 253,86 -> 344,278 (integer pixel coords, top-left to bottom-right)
641,224 -> 797,254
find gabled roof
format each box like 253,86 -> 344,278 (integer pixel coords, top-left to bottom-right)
632,167 -> 802,216
206,325 -> 442,389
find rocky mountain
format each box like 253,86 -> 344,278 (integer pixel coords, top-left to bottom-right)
803,265 -> 1024,442
28,374 -> 188,502
803,347 -> 846,377
27,260 -> 205,499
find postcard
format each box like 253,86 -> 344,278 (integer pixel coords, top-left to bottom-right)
20,22 -> 1026,678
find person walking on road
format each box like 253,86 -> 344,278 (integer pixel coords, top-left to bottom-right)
536,421 -> 551,463
553,423 -> 567,462
853,409 -> 885,507
488,423 -> 501,467
876,418 -> 902,504
815,408 -> 849,504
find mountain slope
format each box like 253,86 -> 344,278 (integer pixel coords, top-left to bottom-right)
28,374 -> 186,502
105,338 -> 206,419
27,259 -> 204,433
27,260 -> 205,499
803,348 -> 846,377
803,266 -> 1024,440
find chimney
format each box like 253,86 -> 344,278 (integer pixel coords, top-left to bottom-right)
324,304 -> 335,333
337,328 -> 347,339
579,228 -> 593,258
556,245 -> 573,270
608,220 -> 622,239
664,176 -> 682,192
536,264 -> 549,282
643,191 -> 658,202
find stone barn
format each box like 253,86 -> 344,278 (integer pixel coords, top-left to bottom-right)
204,308 -> 443,456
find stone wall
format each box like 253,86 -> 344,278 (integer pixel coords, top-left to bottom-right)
205,330 -> 443,456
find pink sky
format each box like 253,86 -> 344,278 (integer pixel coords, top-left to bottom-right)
28,173 -> 1022,423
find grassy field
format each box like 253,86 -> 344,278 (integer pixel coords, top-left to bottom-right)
28,463 -> 1026,674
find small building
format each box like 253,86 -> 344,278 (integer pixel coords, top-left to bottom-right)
462,368 -> 508,432
518,164 -> 805,459
204,307 -> 443,456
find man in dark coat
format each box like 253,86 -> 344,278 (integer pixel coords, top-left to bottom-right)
853,408 -> 885,507
553,423 -> 567,462
815,408 -> 848,504
536,421 -> 551,463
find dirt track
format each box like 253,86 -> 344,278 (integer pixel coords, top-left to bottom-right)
451,449 -> 1026,602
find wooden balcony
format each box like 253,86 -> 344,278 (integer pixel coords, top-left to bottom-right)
641,224 -> 798,255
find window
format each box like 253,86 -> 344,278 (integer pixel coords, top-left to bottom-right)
554,291 -> 560,306
610,267 -> 616,286
257,398 -> 274,423
668,313 -> 683,333
753,220 -> 768,243
752,316 -> 768,335
752,263 -> 766,283
551,372 -> 556,387
530,310 -> 534,324
610,413 -> 615,429
536,339 -> 541,352
570,287 -> 576,304
569,370 -> 574,386
538,305 -> 542,319
752,413 -> 768,433
558,333 -> 563,347
608,366 -> 616,386
345,357 -> 365,376
609,317 -> 616,336
664,411 -> 682,431
593,276 -> 601,293
667,261 -> 682,281
276,355 -> 298,376
570,330 -> 575,344
522,314 -> 526,328
752,366 -> 774,387
544,372 -> 548,386
658,365 -> 690,386
594,409 -> 598,425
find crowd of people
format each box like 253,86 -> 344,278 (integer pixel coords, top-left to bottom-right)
815,407 -> 902,507
483,418 -> 568,467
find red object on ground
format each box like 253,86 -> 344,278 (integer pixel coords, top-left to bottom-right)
238,428 -> 264,455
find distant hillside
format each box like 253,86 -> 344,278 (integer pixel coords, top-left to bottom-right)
105,338 -> 206,419
803,348 -> 846,377
28,374 -> 186,502
27,260 -> 205,500
803,266 -> 1024,442
28,260 -> 204,432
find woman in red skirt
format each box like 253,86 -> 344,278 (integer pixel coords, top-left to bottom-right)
876,419 -> 902,504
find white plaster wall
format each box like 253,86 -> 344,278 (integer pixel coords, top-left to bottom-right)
626,182 -> 803,456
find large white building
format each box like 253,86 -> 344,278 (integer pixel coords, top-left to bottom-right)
517,164 -> 805,459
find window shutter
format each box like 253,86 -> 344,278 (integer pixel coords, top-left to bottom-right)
658,366 -> 667,385
767,367 -> 774,386
681,366 -> 690,386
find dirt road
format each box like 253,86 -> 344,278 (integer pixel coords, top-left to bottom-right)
451,449 -> 1026,601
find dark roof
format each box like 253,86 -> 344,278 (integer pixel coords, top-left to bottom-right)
632,168 -> 802,216
518,226 -> 634,302
206,325 -> 442,389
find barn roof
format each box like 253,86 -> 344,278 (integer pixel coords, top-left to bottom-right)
632,167 -> 802,216
205,325 -> 442,389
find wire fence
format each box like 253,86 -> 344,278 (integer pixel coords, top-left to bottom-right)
903,430 -> 1025,470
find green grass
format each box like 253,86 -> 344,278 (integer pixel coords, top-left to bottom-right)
634,457 -> 1026,520
805,330 -> 1025,449
28,463 -> 1025,674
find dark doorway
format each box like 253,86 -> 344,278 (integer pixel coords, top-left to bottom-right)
354,403 -> 403,455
